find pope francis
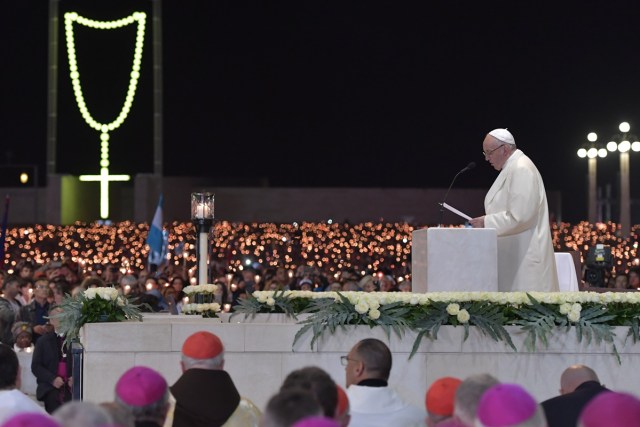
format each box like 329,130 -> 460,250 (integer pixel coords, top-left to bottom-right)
470,128 -> 559,292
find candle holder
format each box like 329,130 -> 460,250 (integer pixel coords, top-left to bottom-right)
190,192 -> 215,285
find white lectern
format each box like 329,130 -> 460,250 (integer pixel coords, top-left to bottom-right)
411,228 -> 498,292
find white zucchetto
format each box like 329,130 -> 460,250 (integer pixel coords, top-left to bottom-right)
488,128 -> 515,145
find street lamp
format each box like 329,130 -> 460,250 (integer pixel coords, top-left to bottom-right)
577,132 -> 607,223
606,122 -> 640,237
190,192 -> 215,285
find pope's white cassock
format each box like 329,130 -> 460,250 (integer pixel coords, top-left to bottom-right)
484,149 -> 559,292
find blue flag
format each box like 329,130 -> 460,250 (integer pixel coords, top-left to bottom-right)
147,194 -> 165,267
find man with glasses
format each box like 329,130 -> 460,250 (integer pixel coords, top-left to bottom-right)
24,277 -> 53,344
342,338 -> 425,427
470,128 -> 559,292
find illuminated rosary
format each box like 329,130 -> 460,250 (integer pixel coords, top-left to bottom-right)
64,11 -> 146,219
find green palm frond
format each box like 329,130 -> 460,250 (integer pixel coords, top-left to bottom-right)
513,293 -> 564,351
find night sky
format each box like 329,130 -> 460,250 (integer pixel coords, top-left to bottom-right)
2,1 -> 640,223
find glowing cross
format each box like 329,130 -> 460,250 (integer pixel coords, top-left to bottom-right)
79,132 -> 130,218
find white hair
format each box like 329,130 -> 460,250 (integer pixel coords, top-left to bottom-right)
53,401 -> 113,427
181,352 -> 225,370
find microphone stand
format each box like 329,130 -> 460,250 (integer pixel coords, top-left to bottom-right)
438,165 -> 472,227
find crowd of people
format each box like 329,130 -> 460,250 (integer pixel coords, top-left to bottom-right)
1,218 -> 640,425
1,220 -> 639,289
2,331 -> 640,426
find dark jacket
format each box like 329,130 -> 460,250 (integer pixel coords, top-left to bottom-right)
0,297 -> 29,345
170,369 -> 240,427
541,380 -> 609,427
31,332 -> 71,401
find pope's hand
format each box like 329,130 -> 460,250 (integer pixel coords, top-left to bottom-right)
470,216 -> 485,228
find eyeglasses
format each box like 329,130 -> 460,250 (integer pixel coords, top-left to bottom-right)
483,144 -> 505,157
340,355 -> 360,366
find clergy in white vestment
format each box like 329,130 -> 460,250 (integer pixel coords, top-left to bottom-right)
470,128 -> 559,292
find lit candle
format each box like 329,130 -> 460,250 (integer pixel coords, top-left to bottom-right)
224,303 -> 231,312
195,203 -> 211,219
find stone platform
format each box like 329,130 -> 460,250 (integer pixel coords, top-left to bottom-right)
77,313 -> 640,410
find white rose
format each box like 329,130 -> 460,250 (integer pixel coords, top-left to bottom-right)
84,288 -> 97,299
567,311 -> 581,322
355,302 -> 369,314
211,303 -> 221,312
571,303 -> 582,313
368,309 -> 381,320
266,297 -> 276,307
457,309 -> 470,323
559,303 -> 572,315
446,303 -> 460,315
257,293 -> 268,303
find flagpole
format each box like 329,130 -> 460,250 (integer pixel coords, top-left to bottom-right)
0,195 -> 10,271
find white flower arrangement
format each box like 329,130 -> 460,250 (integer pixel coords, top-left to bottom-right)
181,284 -> 223,318
53,286 -> 144,346
183,284 -> 220,295
240,290 -> 640,364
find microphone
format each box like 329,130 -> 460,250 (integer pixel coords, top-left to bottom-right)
437,162 -> 476,227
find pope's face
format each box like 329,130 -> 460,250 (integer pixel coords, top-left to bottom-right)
483,135 -> 509,171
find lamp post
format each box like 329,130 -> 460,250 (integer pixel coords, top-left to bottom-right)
190,192 -> 214,285
577,132 -> 607,223
606,122 -> 640,237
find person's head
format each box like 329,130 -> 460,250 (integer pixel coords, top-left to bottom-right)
11,321 -> 33,350
53,401 -> 113,427
476,383 -> 546,427
180,331 -> 225,371
1,413 -> 61,427
425,376 -> 463,426
453,373 -> 500,427
80,276 -> 105,290
99,401 -> 135,427
614,274 -> 629,289
0,343 -> 20,390
291,417 -> 340,427
170,276 -> 185,292
119,274 -> 138,295
114,366 -> 169,425
33,278 -> 50,302
483,128 -> 517,171
628,267 -> 640,289
1,274 -> 22,300
261,388 -> 324,427
299,278 -> 313,292
334,384 -> 350,427
18,260 -> 35,279
281,367 -> 338,419
144,276 -> 159,291
559,364 -> 600,395
18,279 -> 33,301
578,391 -> 640,427
398,280 -> 412,292
103,264 -> 120,283
47,306 -> 64,332
344,338 -> 392,387
359,275 -> 377,292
